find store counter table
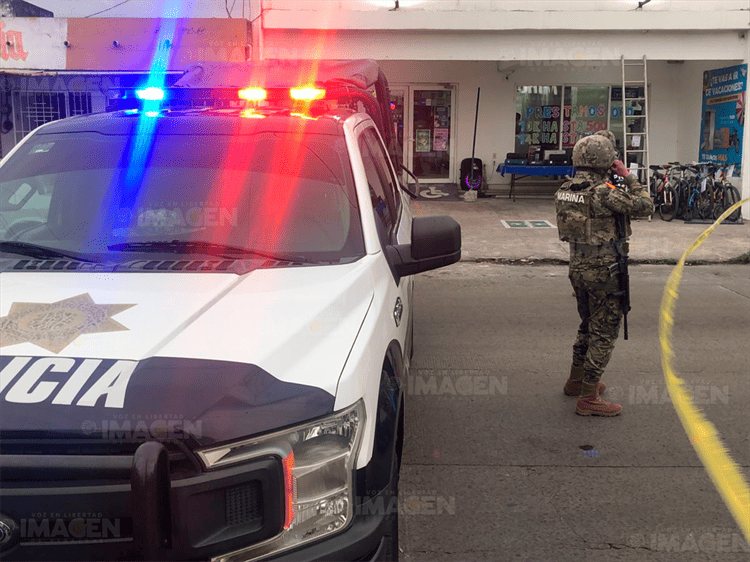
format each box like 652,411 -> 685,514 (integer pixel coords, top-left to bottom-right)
498,164 -> 575,201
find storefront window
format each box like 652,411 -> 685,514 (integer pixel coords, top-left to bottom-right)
514,85 -> 642,159
562,86 -> 609,148
514,85 -> 561,156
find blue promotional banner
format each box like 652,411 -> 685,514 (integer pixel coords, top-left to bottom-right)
699,64 -> 747,176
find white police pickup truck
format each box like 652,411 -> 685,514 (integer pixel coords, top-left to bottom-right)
0,60 -> 460,562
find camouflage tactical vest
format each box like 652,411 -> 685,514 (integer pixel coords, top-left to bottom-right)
555,178 -> 618,245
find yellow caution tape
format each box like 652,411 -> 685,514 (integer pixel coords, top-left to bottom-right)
659,197 -> 750,542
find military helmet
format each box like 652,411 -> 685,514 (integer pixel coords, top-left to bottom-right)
593,129 -> 616,146
572,134 -> 618,169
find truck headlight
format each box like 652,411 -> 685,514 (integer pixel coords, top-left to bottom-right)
198,400 -> 365,562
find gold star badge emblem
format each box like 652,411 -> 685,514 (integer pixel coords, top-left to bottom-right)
0,293 -> 135,354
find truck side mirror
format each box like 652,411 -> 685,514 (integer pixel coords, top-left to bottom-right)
386,216 -> 461,281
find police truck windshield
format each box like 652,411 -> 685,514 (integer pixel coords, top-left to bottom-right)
0,131 -> 364,263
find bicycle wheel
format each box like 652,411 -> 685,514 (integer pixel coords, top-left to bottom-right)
698,188 -> 714,220
684,203 -> 693,222
649,177 -> 661,199
723,184 -> 741,222
675,180 -> 690,220
712,196 -> 725,220
711,182 -> 727,220
684,181 -> 700,221
650,178 -> 663,218
658,185 -> 678,221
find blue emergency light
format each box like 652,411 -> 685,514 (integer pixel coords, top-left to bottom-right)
135,87 -> 165,101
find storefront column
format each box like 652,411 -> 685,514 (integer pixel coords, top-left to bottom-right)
250,0 -> 264,61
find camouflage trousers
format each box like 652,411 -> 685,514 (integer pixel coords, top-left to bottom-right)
569,267 -> 624,384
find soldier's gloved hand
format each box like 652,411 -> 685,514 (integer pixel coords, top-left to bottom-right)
610,160 -> 630,178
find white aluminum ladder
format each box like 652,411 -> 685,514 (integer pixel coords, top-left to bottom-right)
620,55 -> 650,186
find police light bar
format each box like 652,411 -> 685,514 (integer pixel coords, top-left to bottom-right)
106,85 -> 333,112
106,87 -> 246,111
239,87 -> 327,103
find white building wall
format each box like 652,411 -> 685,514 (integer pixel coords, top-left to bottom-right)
262,29 -> 747,62
262,1 -> 750,32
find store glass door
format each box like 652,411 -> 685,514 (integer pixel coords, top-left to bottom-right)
411,88 -> 454,182
390,85 -> 455,184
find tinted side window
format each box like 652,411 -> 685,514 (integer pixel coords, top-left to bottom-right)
359,135 -> 395,246
362,128 -> 401,216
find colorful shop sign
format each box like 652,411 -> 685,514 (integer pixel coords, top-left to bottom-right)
699,64 -> 746,175
562,87 -> 609,148
514,86 -> 562,152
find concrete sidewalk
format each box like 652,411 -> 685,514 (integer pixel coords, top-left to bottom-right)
411,191 -> 750,263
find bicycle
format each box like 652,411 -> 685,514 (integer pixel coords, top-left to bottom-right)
648,164 -> 678,221
709,163 -> 742,221
691,163 -> 718,220
666,163 -> 698,220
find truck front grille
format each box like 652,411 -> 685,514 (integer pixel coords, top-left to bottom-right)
0,439 -> 283,560
226,481 -> 263,527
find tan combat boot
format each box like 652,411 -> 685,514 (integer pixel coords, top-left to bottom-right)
564,365 -> 606,396
576,381 -> 622,416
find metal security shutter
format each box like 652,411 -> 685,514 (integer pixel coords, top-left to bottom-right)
68,91 -> 93,117
12,91 -> 93,143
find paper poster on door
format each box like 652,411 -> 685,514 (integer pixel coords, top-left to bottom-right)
416,129 -> 431,152
433,128 -> 449,152
434,106 -> 449,128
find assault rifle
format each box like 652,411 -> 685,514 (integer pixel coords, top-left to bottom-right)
610,172 -> 631,340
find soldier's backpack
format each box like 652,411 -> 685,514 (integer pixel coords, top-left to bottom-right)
555,178 -> 593,243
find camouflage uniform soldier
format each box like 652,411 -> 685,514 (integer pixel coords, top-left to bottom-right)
555,133 -> 654,416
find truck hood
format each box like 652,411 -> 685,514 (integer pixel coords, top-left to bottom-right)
0,260 -> 374,446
